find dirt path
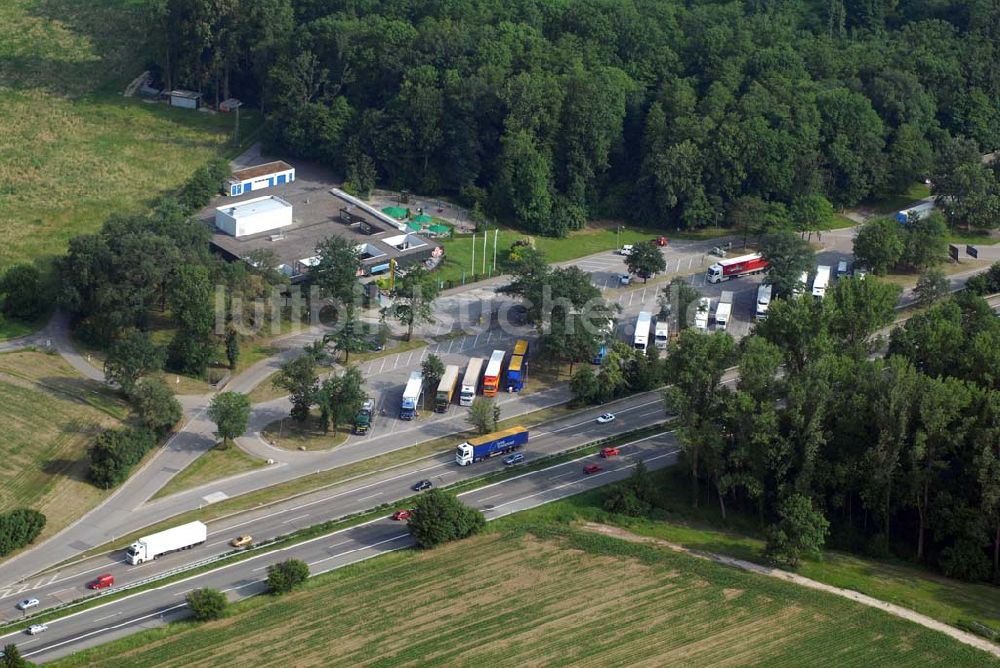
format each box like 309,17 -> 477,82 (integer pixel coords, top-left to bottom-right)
580,522 -> 1000,659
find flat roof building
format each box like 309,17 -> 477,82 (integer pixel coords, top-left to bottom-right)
215,195 -> 293,238
225,161 -> 296,197
208,182 -> 441,283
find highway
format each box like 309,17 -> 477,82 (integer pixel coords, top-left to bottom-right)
2,430 -> 678,663
0,391 -> 672,622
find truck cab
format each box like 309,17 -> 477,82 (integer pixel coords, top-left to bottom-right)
353,399 -> 375,434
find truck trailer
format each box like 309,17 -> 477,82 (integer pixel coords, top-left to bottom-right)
400,371 -> 423,420
126,521 -> 207,565
435,365 -> 461,412
353,398 -> 375,434
633,311 -> 652,351
483,350 -> 505,397
715,291 -> 734,330
694,297 -> 711,330
455,426 -> 529,466
812,265 -> 831,299
654,320 -> 670,349
460,358 -> 484,406
755,284 -> 773,321
505,339 -> 530,392
706,253 -> 768,284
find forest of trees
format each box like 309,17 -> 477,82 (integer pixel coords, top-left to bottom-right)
156,0 -> 1000,236
661,284 -> 1000,581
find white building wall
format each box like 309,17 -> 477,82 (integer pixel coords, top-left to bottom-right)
215,196 -> 293,238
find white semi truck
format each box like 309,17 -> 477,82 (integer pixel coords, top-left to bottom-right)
459,358 -> 484,407
633,311 -> 652,352
755,284 -> 773,321
715,291 -> 733,330
126,521 -> 207,565
812,265 -> 831,299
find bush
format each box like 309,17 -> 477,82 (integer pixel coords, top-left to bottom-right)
87,427 -> 156,488
185,588 -> 228,621
604,462 -> 656,517
408,489 -> 486,549
267,559 -> 310,594
1,643 -> 34,667
0,509 -> 46,557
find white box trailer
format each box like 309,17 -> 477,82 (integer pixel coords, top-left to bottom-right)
715,291 -> 734,330
126,521 -> 207,565
812,265 -> 831,299
654,321 -> 670,349
633,311 -> 652,351
694,298 -> 711,330
755,284 -> 773,321
460,358 -> 484,407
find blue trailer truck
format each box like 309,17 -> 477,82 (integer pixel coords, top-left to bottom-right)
400,371 -> 423,420
505,339 -> 529,392
455,426 -> 529,466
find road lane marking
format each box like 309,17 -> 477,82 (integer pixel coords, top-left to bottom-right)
283,514 -> 310,524
357,492 -> 382,502
307,533 -> 410,567
22,603 -> 189,658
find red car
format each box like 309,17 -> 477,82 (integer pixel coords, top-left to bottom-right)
651,236 -> 668,247
392,509 -> 412,521
88,574 -> 114,589
583,464 -> 602,475
600,447 -> 620,458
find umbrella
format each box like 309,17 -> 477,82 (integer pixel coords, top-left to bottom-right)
429,224 -> 450,234
381,206 -> 407,219
413,214 -> 433,223
406,221 -> 422,232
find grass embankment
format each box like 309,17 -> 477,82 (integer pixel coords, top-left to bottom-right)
0,0 -> 260,275
261,417 -> 351,452
536,466 -> 1000,635
51,509 -> 998,667
0,350 -> 128,541
152,446 -> 266,501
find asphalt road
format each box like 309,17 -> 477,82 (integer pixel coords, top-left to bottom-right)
4,430 -> 678,663
0,391 -> 671,619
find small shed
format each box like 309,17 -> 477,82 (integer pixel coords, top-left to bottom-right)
225,161 -> 296,197
168,90 -> 201,109
219,98 -> 242,113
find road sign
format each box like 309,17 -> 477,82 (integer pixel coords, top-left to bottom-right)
949,244 -> 960,262
967,244 -> 979,259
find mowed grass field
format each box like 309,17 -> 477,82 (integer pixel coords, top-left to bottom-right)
0,0 -> 253,272
0,351 -> 128,541
53,516 -> 998,667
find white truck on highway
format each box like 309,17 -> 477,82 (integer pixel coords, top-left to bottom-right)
755,284 -> 773,321
715,291 -> 733,330
694,297 -> 711,331
126,521 -> 207,565
812,265 -> 831,299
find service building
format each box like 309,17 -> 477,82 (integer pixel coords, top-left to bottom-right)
225,161 -> 296,197
214,196 -> 293,238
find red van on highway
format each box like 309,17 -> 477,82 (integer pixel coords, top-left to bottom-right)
88,574 -> 114,590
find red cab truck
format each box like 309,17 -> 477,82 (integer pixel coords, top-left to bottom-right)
706,253 -> 768,283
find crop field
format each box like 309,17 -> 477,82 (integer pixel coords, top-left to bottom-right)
0,0 -> 254,272
53,517 -> 998,667
0,351 -> 127,540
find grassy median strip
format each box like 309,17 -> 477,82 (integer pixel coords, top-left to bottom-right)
4,423 -> 673,635
43,403 -> 574,568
